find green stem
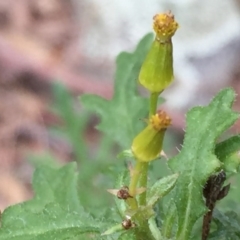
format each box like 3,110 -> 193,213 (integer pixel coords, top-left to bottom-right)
129,161 -> 142,197
149,92 -> 160,117
128,183 -> 152,238
138,162 -> 149,205
126,197 -> 138,210
137,92 -> 160,206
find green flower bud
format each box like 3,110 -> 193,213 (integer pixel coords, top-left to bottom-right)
131,110 -> 171,162
139,11 -> 179,93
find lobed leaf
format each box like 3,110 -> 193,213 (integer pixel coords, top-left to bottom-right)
168,88 -> 239,239
81,34 -> 153,148
0,164 -> 102,240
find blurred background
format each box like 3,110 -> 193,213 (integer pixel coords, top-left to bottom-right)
0,0 -> 240,211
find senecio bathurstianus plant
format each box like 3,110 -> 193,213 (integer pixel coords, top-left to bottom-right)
104,11 -> 240,240
0,10 -> 240,240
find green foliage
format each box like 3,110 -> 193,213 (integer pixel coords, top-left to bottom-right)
52,83 -> 89,163
81,34 -> 153,149
0,164 -> 102,240
47,83 -> 117,214
147,173 -> 178,206
215,134 -> 240,173
1,30 -> 240,240
168,88 -> 239,239
209,209 -> 240,239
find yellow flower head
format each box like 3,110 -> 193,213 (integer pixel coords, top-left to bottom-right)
150,110 -> 171,130
153,11 -> 179,43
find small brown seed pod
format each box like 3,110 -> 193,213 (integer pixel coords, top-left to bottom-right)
122,217 -> 136,230
117,186 -> 132,200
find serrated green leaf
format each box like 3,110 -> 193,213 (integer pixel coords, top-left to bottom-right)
148,173 -> 178,206
168,88 -> 239,239
81,34 -> 154,148
0,164 -> 101,240
215,135 -> 240,173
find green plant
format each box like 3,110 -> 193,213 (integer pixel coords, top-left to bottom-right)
1,11 -> 240,240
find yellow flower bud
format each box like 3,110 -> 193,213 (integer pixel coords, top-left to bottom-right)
139,11 -> 179,93
131,110 -> 171,162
